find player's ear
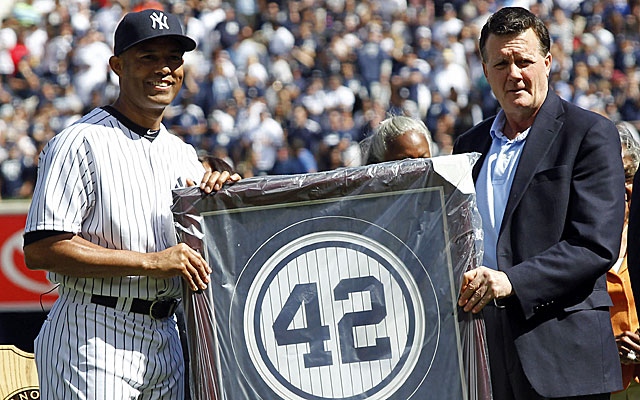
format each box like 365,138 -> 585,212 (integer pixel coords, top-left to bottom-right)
109,55 -> 123,76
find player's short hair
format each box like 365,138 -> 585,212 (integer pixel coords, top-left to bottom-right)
618,122 -> 640,183
367,115 -> 432,164
479,7 -> 550,62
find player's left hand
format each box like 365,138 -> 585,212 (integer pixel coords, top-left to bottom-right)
187,170 -> 241,193
458,266 -> 513,313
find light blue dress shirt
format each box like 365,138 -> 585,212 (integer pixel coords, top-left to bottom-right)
475,111 -> 529,269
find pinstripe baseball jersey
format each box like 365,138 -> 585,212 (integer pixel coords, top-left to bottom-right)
25,106 -> 205,300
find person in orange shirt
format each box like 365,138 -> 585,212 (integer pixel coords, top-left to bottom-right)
609,122 -> 640,400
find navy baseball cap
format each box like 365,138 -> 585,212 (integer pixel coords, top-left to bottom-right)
114,9 -> 196,56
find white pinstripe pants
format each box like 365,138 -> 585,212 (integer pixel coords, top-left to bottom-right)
35,288 -> 185,400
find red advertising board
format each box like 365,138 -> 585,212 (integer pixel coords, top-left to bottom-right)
0,202 -> 57,311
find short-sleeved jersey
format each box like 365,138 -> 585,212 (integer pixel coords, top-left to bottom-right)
25,107 -> 206,300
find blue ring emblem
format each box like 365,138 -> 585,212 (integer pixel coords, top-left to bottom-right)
242,230 -> 429,400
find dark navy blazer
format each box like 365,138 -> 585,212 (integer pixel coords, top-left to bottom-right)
454,90 -> 625,397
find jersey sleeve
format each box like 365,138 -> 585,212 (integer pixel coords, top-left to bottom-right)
25,129 -> 95,234
176,141 -> 207,187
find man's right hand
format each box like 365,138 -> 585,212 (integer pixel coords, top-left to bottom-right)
145,243 -> 212,291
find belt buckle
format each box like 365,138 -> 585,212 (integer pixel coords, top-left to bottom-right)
149,298 -> 178,320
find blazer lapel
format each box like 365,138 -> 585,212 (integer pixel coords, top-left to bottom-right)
499,91 -> 565,236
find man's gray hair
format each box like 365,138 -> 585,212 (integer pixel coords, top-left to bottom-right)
368,115 -> 432,163
618,122 -> 640,183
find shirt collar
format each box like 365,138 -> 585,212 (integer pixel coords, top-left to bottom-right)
102,105 -> 163,142
489,110 -> 530,143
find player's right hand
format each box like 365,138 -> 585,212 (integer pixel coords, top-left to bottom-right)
145,243 -> 212,291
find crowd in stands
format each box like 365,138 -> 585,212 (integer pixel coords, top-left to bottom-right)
0,0 -> 639,199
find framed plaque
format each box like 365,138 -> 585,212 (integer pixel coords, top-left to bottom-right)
173,154 -> 489,400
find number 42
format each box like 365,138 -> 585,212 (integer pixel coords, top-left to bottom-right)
272,276 -> 392,368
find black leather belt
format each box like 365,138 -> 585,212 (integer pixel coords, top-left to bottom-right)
90,294 -> 179,320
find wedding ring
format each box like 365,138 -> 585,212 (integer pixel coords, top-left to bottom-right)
628,350 -> 637,361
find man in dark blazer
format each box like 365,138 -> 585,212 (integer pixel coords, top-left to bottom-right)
453,7 -> 625,400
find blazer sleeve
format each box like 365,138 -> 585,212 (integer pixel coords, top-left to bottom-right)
503,117 -> 625,319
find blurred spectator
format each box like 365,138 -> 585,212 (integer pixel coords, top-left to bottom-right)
270,145 -> 307,175
324,74 -> 355,112
300,76 -> 326,120
197,58 -> 238,116
287,104 -> 322,150
246,54 -> 268,89
268,21 -> 295,57
433,48 -> 470,99
357,24 -> 391,100
167,95 -> 208,148
0,144 -> 34,199
71,29 -> 111,105
214,3 -> 242,51
425,91 -> 450,135
247,110 -> 284,174
236,0 -> 258,27
0,19 -> 17,76
291,137 -> 318,173
432,3 -> 463,47
548,6 -> 575,55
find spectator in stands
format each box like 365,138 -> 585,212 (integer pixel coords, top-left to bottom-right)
357,24 -> 391,100
247,110 -> 284,174
287,105 -> 321,151
0,144 -> 33,199
324,74 -> 355,113
2,0 -> 640,196
214,3 -> 242,51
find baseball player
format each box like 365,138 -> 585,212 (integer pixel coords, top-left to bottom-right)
22,9 -> 238,399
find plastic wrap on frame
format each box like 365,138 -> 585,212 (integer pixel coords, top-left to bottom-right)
172,153 -> 491,400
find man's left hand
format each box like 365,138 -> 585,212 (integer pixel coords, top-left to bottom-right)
187,170 -> 241,193
458,266 -> 514,313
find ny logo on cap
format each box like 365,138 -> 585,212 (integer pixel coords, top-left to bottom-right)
149,12 -> 169,30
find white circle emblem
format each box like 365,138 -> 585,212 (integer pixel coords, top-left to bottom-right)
243,231 -> 426,400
